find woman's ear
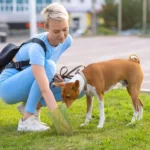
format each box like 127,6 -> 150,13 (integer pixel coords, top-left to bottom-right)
44,23 -> 48,31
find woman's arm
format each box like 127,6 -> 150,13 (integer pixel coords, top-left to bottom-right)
31,64 -> 57,111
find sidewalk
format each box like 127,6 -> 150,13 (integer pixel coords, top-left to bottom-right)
0,35 -> 150,92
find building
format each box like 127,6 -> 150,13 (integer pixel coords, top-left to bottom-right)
0,0 -> 52,29
55,0 -> 102,33
0,0 -> 103,32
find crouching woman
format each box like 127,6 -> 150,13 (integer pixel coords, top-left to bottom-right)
0,3 -> 73,134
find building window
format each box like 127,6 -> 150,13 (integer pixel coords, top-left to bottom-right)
46,0 -> 52,3
37,0 -> 42,3
0,0 -> 13,12
36,0 -> 52,13
16,0 -> 28,12
17,0 -> 23,3
6,0 -> 13,3
37,0 -> 51,4
0,0 -> 52,13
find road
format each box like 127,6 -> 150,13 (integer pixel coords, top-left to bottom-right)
0,35 -> 150,92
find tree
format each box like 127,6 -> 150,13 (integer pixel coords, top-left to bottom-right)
99,0 -> 118,30
100,0 -> 143,30
122,0 -> 142,29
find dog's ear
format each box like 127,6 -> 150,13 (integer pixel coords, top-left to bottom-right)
54,82 -> 65,88
74,80 -> 79,89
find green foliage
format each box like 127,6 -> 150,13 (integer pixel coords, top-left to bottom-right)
97,26 -> 116,35
100,0 -> 143,30
122,0 -> 142,29
146,0 -> 150,29
100,0 -> 118,29
0,89 -> 150,150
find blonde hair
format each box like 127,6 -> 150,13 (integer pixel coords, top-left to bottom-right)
41,3 -> 69,27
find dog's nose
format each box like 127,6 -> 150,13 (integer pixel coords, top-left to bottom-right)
66,95 -> 70,99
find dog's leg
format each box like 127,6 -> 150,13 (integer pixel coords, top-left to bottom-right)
80,95 -> 93,126
131,109 -> 139,123
95,94 -> 105,128
137,98 -> 143,120
126,86 -> 143,124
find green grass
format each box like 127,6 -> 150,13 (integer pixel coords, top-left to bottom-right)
0,89 -> 150,150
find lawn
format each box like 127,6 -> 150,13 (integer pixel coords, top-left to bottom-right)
0,89 -> 150,150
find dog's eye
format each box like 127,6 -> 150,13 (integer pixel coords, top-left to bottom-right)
72,87 -> 75,90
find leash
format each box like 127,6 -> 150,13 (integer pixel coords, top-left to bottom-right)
50,65 -> 85,87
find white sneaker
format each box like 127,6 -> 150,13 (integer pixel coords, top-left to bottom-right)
17,115 -> 50,131
17,103 -> 47,125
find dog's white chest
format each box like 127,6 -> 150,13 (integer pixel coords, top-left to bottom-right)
84,84 -> 97,96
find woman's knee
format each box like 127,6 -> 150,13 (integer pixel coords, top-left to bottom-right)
44,60 -> 56,81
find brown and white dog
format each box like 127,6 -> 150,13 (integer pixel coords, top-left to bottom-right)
55,54 -> 144,128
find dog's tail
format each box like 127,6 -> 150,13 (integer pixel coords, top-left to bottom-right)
129,54 -> 140,64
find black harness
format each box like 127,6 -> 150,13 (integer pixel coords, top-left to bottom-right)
3,38 -> 46,71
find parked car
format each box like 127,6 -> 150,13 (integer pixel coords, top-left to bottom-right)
0,23 -> 9,43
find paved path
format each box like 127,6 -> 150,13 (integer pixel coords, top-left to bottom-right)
1,35 -> 150,92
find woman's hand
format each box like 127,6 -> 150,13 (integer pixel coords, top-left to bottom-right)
54,73 -> 65,83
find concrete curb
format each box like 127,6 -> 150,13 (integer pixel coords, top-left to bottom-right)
140,89 -> 150,93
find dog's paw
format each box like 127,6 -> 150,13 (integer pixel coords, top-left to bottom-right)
138,116 -> 142,121
80,123 -> 87,127
126,122 -> 133,126
126,120 -> 139,126
126,123 -> 131,126
97,124 -> 103,128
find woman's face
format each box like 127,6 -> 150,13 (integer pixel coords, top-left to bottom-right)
46,19 -> 69,46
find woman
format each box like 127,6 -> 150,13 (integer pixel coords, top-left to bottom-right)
0,3 -> 73,133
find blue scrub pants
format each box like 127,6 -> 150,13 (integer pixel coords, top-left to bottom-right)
0,60 -> 84,114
